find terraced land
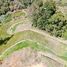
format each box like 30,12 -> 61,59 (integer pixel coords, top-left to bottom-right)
0,5 -> 67,67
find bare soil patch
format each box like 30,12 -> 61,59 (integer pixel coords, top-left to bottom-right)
0,47 -> 64,67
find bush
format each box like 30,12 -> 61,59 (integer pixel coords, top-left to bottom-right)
0,13 -> 12,23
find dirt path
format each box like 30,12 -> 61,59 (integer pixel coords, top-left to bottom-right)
8,23 -> 67,45
29,63 -> 45,67
7,16 -> 67,45
0,39 -> 67,66
30,28 -> 67,45
1,48 -> 64,67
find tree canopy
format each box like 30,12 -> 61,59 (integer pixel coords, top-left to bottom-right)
32,0 -> 67,37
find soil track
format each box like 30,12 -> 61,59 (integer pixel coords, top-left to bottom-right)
1,48 -> 64,67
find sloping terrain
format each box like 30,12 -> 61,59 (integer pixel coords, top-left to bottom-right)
0,0 -> 67,66
1,47 -> 64,67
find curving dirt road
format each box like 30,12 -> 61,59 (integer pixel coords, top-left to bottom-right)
7,16 -> 67,45
1,48 -> 64,67
5,10 -> 67,67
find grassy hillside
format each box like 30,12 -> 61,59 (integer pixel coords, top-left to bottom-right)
0,0 -> 67,67
0,40 -> 50,60
0,30 -> 67,62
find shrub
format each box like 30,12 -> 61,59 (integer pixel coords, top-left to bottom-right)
0,35 -> 13,45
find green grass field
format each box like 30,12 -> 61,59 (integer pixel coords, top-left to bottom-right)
0,10 -> 26,34
0,40 -> 50,60
0,30 -> 67,62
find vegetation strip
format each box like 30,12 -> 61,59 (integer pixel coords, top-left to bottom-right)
0,39 -> 49,60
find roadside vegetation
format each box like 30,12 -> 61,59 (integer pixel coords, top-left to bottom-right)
0,30 -> 67,62
0,40 -> 50,60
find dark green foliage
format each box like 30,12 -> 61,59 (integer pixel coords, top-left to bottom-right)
0,35 -> 13,45
48,12 -> 67,37
32,0 -> 67,37
32,0 -> 56,27
22,0 -> 34,8
32,0 -> 56,28
0,0 -> 34,16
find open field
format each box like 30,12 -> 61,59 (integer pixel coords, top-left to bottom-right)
1,47 -> 64,67
0,40 -> 66,67
0,40 -> 50,60
0,30 -> 67,66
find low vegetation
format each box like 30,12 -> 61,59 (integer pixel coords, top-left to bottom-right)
0,35 -> 13,45
0,40 -> 50,60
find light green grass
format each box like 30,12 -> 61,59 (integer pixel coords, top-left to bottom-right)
0,30 -> 48,54
0,40 -> 50,60
0,10 -> 26,33
0,30 -> 67,61
12,10 -> 25,18
1,40 -> 67,67
60,52 -> 67,61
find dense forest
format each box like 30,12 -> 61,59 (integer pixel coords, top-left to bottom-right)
32,0 -> 67,37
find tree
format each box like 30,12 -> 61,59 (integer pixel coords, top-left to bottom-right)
0,35 -> 13,45
32,0 -> 56,29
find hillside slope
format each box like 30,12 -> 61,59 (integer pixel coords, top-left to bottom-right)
0,0 -> 67,67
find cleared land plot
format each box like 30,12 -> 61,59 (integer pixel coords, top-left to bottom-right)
1,47 -> 64,67
0,40 -> 50,60
0,30 -> 67,63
